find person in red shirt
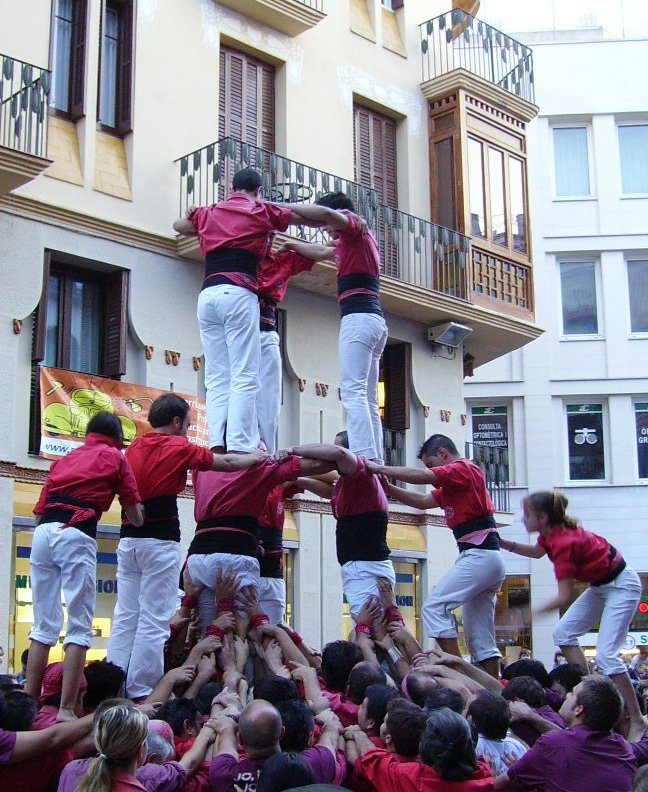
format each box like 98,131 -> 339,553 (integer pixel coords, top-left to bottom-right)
26,412 -> 143,722
257,240 -> 315,453
368,434 -> 505,677
500,489 -> 645,741
107,393 -> 266,700
186,445 -> 344,627
283,192 -> 388,463
172,168 -> 319,455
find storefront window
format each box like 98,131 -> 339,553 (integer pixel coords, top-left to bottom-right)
283,549 -> 294,628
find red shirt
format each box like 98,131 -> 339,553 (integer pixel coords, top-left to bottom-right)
538,526 -> 625,583
125,433 -> 214,500
34,433 -> 140,518
257,250 -> 314,302
356,749 -> 494,792
331,457 -> 388,519
193,456 -> 302,521
0,746 -> 73,792
190,194 -> 292,259
321,688 -> 359,727
112,772 -> 147,792
334,214 -> 381,279
431,459 -> 495,529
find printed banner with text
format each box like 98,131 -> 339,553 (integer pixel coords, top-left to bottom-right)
39,367 -> 208,459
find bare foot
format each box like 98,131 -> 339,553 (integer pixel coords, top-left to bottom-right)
56,707 -> 78,723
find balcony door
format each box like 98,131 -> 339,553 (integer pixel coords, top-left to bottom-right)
353,104 -> 398,277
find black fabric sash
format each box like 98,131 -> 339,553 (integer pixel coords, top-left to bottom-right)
336,511 -> 390,565
188,515 -> 260,558
121,495 -> 180,542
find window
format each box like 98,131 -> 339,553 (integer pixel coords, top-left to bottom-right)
381,0 -> 404,8
98,0 -> 134,134
30,252 -> 129,452
467,138 -> 486,238
380,341 -> 411,470
636,403 -> 648,479
553,127 -> 591,197
489,148 -> 506,246
495,576 -> 531,657
566,403 -> 606,481
50,0 -> 87,118
619,125 -> 648,194
509,157 -> 527,254
628,261 -> 648,333
560,261 -> 599,335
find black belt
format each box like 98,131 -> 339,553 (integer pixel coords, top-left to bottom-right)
188,515 -> 260,557
203,248 -> 258,290
121,495 -> 180,541
592,556 -> 626,587
39,495 -> 99,539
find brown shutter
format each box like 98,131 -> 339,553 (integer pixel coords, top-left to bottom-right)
103,268 -> 128,378
69,0 -> 88,119
353,104 -> 398,208
384,342 -> 411,431
116,0 -> 134,136
260,61 -> 275,152
219,46 -> 274,150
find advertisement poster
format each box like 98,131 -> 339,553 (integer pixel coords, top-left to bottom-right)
471,406 -> 508,449
636,403 -> 648,479
39,366 -> 208,459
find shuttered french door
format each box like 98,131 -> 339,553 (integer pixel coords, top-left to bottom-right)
353,104 -> 399,277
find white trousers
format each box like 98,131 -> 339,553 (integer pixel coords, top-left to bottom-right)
341,559 -> 396,618
258,577 -> 286,625
553,566 -> 642,676
29,522 -> 96,648
198,284 -> 260,452
339,313 -> 388,462
187,553 -> 260,629
258,330 -> 281,454
422,548 -> 505,663
107,538 -> 182,699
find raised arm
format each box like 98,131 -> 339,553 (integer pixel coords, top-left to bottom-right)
279,240 -> 335,262
291,443 -> 358,476
282,203 -> 350,231
366,460 -> 437,486
212,448 -> 268,471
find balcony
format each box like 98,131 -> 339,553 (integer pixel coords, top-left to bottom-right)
175,136 -> 542,364
419,10 -> 537,120
0,53 -> 52,194
214,0 -> 326,37
465,441 -> 510,513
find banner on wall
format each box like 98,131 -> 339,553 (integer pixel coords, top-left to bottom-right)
39,366 -> 208,460
636,403 -> 648,479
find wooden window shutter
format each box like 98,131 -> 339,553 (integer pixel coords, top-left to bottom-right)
260,61 -> 275,151
219,46 -> 274,150
69,0 -> 88,119
218,48 -> 226,139
353,104 -> 398,208
116,0 -> 134,136
354,106 -> 372,190
384,342 -> 411,431
103,268 -> 129,378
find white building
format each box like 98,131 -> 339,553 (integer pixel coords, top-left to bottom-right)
466,2 -> 648,667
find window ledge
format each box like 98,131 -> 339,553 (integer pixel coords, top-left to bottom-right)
629,333 -> 648,340
560,481 -> 609,487
559,334 -> 605,342
620,194 -> 648,200
552,195 -> 597,202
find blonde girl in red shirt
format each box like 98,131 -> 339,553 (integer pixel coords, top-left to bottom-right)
501,490 -> 645,740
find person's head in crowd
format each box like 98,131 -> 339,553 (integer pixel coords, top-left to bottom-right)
0,689 -> 38,730
40,660 -> 88,714
145,729 -> 175,765
636,647 -> 648,663
467,690 -> 510,740
157,699 -> 203,739
559,676 -> 623,732
402,671 -> 439,707
83,660 -> 125,712
380,698 -> 427,758
549,663 -> 584,697
239,700 -> 283,759
638,682 -> 648,713
76,702 -> 148,792
417,434 -> 460,467
148,393 -> 192,435
147,719 -> 176,753
86,411 -> 124,445
424,686 -> 466,714
257,751 -> 315,792
419,707 -> 479,782
554,650 -> 566,666
346,662 -> 387,705
518,649 -> 532,660
276,700 -> 314,752
0,675 -> 22,692
357,684 -> 402,737
321,640 -> 363,693
195,682 -> 224,717
502,658 -> 551,689
253,675 -> 300,706
634,764 -> 648,792
501,676 -> 546,709
334,431 -> 349,448
637,665 -> 648,681
232,167 -> 263,197
20,648 -> 29,678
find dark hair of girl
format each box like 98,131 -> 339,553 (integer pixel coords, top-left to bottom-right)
522,490 -> 579,530
419,707 -> 478,782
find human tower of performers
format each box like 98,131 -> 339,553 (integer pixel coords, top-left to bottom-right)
1,168 -> 646,792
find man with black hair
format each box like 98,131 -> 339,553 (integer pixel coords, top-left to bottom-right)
357,684 -> 402,743
108,392 -> 265,699
402,671 -> 439,707
496,676 -> 636,791
467,690 -> 527,774
0,690 -> 37,731
424,686 -> 467,714
501,676 -> 565,747
381,699 -> 428,760
548,662 -> 584,697
173,169 -> 327,454
82,660 -> 125,712
368,433 -> 505,677
319,640 -> 364,727
282,192 -> 388,463
253,675 -> 300,707
347,662 -> 388,706
276,700 -> 315,752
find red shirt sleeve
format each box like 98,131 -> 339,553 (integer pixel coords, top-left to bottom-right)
115,455 -> 141,507
189,205 -> 209,233
264,202 -> 293,232
273,454 -> 302,485
185,443 -> 216,472
284,250 -> 315,276
340,213 -> 364,241
356,748 -> 408,792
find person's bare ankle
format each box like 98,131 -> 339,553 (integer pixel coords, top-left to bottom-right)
56,707 -> 78,723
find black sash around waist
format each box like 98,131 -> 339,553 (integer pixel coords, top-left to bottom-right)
121,495 -> 180,542
259,296 -> 278,331
259,525 -> 283,578
591,546 -> 626,586
188,515 -> 260,558
337,273 -> 382,316
202,249 -> 259,291
39,494 -> 99,539
453,514 -> 500,553
336,511 -> 390,566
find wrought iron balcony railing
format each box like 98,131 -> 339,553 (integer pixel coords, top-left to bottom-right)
0,53 -> 50,157
419,10 -> 534,104
465,441 -> 511,513
176,137 -> 470,301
